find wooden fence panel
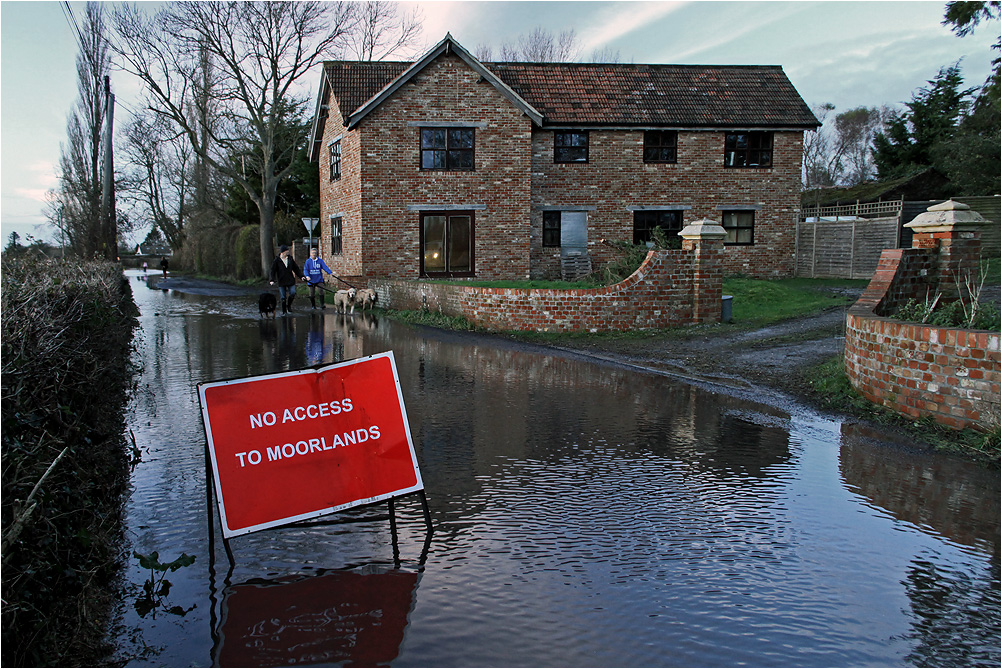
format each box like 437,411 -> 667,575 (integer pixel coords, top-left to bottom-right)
795,217 -> 900,279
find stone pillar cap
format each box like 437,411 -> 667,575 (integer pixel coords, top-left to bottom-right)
679,218 -> 726,240
905,199 -> 987,232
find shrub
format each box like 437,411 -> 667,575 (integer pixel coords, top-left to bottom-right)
235,225 -> 262,280
893,297 -> 1001,330
1,257 -> 138,665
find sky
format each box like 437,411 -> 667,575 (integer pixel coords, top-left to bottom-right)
1,1 -> 998,246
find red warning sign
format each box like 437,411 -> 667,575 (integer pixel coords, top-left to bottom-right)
198,352 -> 422,538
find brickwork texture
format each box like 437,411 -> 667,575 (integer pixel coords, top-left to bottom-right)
317,51 -> 805,283
369,239 -> 725,333
844,210 -> 1000,432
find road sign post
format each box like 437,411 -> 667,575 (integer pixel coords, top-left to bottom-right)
302,217 -> 319,251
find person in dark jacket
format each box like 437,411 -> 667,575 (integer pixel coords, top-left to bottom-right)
269,245 -> 302,314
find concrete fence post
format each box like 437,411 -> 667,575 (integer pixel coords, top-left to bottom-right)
679,218 -> 727,324
904,200 -> 987,301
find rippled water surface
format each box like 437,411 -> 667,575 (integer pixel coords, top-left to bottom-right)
110,271 -> 1000,667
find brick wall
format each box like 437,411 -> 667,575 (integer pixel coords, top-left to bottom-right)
317,52 -> 805,283
318,104 -> 363,277
319,53 -> 533,282
369,243 -> 727,333
843,206 -> 1000,432
530,129 -> 803,279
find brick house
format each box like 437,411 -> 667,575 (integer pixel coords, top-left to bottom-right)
308,34 -> 818,282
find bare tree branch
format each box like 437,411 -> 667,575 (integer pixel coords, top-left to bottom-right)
110,1 -> 357,276
348,1 -> 424,61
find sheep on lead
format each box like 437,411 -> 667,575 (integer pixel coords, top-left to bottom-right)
333,288 -> 356,314
354,288 -> 378,312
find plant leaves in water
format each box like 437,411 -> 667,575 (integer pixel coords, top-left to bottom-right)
166,553 -> 196,571
134,596 -> 155,618
133,550 -> 162,571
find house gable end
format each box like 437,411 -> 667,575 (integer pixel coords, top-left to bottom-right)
346,34 -> 543,129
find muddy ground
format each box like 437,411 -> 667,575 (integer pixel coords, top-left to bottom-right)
540,305 -> 851,402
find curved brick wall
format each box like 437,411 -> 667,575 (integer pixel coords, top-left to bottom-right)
844,249 -> 1001,432
370,248 -> 718,333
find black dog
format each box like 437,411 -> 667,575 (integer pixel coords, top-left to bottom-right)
258,292 -> 278,319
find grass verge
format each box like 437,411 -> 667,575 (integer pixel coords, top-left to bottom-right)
724,277 -> 867,326
389,309 -> 484,331
2,256 -> 140,665
803,355 -> 1000,466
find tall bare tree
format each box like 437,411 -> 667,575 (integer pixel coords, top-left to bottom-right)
802,103 -> 843,189
120,108 -> 193,251
51,2 -> 113,258
834,107 -> 885,186
347,1 -> 423,61
478,27 -> 580,62
803,102 -> 888,190
111,1 -> 356,276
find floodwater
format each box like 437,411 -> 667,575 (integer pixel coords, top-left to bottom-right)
109,270 -> 1000,667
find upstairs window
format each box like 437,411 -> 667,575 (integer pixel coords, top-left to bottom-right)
330,216 -> 343,255
724,132 -> 772,168
329,140 -> 341,181
421,128 -> 475,170
633,210 -> 683,246
643,130 -> 678,163
554,131 -> 589,163
542,211 -> 561,247
721,210 -> 754,245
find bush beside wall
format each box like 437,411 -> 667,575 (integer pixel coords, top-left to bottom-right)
844,203 -> 1001,432
1,257 -> 139,665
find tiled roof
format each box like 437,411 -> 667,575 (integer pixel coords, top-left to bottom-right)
322,59 -> 818,129
324,61 -> 410,122
488,62 -> 818,128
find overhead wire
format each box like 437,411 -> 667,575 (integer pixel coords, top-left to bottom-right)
60,1 -> 85,51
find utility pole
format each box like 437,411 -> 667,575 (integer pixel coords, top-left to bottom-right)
100,75 -> 117,258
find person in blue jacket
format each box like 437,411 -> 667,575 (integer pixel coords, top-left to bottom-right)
269,245 -> 302,314
302,246 -> 334,309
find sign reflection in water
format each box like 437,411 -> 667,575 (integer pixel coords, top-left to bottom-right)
111,271 -> 1000,668
213,567 -> 419,667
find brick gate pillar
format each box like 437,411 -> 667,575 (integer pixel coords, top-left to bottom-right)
679,218 -> 727,324
904,200 -> 987,301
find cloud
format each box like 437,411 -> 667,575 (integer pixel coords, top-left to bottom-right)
4,161 -> 58,206
577,1 -> 685,54
14,187 -> 53,203
405,0 -> 479,50
26,160 -> 59,186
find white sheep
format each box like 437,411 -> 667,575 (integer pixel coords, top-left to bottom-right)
354,288 -> 378,312
333,288 -> 356,314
